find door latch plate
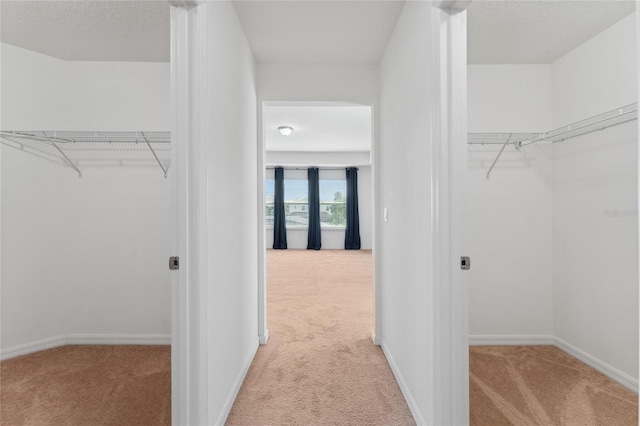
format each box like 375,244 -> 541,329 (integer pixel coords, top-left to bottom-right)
169,256 -> 180,270
461,256 -> 470,270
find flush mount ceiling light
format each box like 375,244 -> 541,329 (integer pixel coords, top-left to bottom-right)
278,126 -> 294,136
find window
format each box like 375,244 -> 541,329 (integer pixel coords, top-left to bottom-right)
265,179 -> 275,227
265,178 -> 309,228
284,179 -> 308,228
265,173 -> 347,229
319,179 -> 347,228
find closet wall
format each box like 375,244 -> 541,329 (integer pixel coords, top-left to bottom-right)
468,12 -> 638,385
1,43 -> 171,356
467,64 -> 554,338
551,13 -> 638,380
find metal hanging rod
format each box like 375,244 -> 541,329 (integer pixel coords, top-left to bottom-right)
467,133 -> 537,146
519,103 -> 637,146
265,166 -> 360,171
467,103 -> 638,179
0,130 -> 171,178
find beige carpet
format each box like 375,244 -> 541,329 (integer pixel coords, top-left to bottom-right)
3,252 -> 637,426
226,249 -> 415,426
470,345 -> 638,426
1,345 -> 170,425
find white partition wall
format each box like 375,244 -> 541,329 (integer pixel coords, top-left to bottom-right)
379,2 -> 469,423
170,2 -> 259,424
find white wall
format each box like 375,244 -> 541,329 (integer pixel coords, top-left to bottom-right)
467,65 -> 554,338
1,43 -> 171,354
379,2 -> 435,423
257,64 -> 379,105
551,13 -> 638,380
1,43 -> 170,131
202,3 -> 259,423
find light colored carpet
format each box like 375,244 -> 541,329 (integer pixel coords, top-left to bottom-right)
470,345 -> 638,426
0,345 -> 170,426
226,249 -> 415,426
3,253 -> 636,426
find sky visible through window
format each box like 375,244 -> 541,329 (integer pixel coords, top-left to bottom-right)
265,179 -> 346,202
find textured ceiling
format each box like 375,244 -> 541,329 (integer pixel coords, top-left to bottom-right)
0,1 -> 169,62
468,0 -> 636,64
0,0 -> 636,64
264,105 -> 372,152
233,1 -> 405,64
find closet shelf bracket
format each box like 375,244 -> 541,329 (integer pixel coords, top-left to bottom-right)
45,134 -> 82,178
142,132 -> 169,178
486,133 -> 512,180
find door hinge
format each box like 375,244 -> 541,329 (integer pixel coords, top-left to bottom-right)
461,256 -> 470,270
169,256 -> 180,270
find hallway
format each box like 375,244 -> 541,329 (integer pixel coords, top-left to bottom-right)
226,250 -> 414,425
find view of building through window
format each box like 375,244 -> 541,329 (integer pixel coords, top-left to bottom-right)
265,178 -> 347,228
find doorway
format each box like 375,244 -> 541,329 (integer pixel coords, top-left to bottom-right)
465,2 -> 639,423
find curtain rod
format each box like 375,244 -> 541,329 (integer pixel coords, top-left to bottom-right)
265,166 -> 359,171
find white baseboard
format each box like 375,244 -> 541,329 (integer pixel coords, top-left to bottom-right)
1,335 -> 66,361
66,333 -> 171,345
554,337 -> 638,393
381,341 -> 427,426
216,337 -> 260,426
469,334 -> 555,346
1,333 -> 171,361
259,330 -> 269,345
371,330 -> 381,346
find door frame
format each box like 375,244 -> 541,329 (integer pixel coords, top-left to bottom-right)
431,1 -> 470,424
169,1 -> 209,425
257,100 -> 379,346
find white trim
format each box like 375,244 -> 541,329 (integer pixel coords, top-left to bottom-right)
429,4 -> 469,424
258,102 -> 268,345
469,335 -> 555,346
371,103 -> 382,347
554,337 -> 639,393
170,3 -> 209,425
1,334 -> 171,361
66,334 -> 171,345
259,330 -> 270,345
381,342 -> 427,426
1,335 -> 66,361
215,338 -> 260,426
433,0 -> 472,12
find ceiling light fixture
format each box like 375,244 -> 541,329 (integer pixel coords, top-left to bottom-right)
278,126 -> 294,136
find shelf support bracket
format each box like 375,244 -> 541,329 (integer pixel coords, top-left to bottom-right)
142,132 -> 168,178
45,134 -> 82,177
486,133 -> 512,180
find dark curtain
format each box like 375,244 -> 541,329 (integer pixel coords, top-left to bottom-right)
272,167 -> 287,249
307,167 -> 321,250
345,167 -> 361,250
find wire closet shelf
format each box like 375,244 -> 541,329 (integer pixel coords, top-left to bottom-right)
2,103 -> 636,179
0,130 -> 171,178
467,102 -> 638,179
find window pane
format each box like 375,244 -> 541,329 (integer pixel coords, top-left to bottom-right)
265,177 -> 348,229
285,179 -> 308,228
320,179 -> 347,228
265,179 -> 274,227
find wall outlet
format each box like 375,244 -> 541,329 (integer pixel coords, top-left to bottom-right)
384,207 -> 388,222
